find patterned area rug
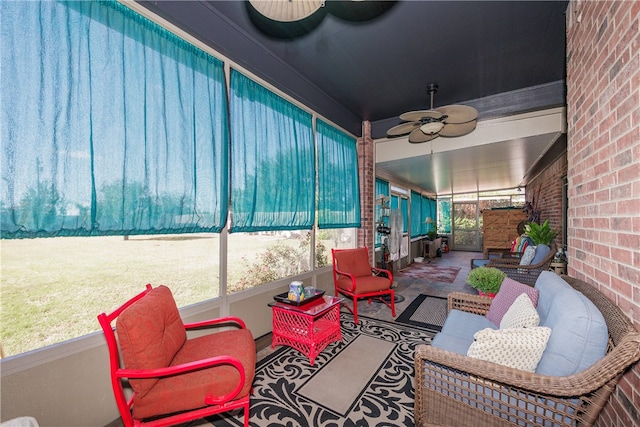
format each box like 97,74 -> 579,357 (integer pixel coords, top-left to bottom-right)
398,264 -> 461,283
395,294 -> 448,332
209,313 -> 435,427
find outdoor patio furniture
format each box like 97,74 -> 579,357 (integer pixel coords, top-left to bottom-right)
331,247 -> 395,323
486,243 -> 557,286
97,284 -> 255,427
414,274 -> 640,427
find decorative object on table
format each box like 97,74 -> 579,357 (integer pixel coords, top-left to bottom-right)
273,289 -> 325,307
549,248 -> 567,275
288,281 -> 304,302
466,266 -> 506,297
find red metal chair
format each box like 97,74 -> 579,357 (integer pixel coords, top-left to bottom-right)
97,284 -> 255,427
331,247 -> 396,323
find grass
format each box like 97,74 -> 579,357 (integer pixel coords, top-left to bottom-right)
0,232 -> 317,356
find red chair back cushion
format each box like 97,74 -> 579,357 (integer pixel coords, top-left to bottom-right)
117,285 -> 186,398
334,248 -> 372,278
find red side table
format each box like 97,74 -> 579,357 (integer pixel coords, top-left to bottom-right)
269,295 -> 343,365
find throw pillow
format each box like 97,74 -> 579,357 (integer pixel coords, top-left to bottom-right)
117,285 -> 187,398
467,326 -> 552,372
485,277 -> 540,326
500,293 -> 540,329
519,245 -> 536,266
531,243 -> 551,265
510,235 -> 533,253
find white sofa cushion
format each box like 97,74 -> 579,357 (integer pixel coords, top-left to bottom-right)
500,293 -> 539,329
467,326 -> 552,372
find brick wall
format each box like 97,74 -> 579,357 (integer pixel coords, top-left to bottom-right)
358,121 -> 375,253
525,154 -> 567,249
566,1 -> 640,425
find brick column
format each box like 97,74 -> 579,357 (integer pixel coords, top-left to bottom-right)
358,121 -> 375,253
566,1 -> 639,425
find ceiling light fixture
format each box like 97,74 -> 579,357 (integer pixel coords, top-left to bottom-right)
248,0 -> 325,22
420,121 -> 445,135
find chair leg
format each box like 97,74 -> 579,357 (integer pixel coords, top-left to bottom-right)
243,401 -> 249,427
390,290 -> 396,317
352,297 -> 359,323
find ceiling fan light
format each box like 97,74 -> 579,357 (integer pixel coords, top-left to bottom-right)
420,121 -> 444,135
249,0 -> 324,22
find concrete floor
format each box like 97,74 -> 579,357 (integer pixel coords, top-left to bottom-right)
351,250 -> 478,322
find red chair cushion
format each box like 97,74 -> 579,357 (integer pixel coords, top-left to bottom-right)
337,275 -> 391,294
334,248 -> 372,278
132,329 -> 256,419
116,285 -> 186,398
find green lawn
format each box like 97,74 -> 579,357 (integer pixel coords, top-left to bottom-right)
1,232 -> 324,356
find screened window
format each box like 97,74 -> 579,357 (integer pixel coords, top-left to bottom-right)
317,120 -> 360,229
401,197 -> 409,233
410,191 -> 422,238
229,70 -> 315,232
1,1 -> 229,238
421,196 -> 436,236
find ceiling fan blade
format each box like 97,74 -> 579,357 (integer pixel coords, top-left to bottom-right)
387,121 -> 421,137
440,120 -> 477,137
408,128 -> 438,143
399,110 -> 443,122
437,104 -> 478,124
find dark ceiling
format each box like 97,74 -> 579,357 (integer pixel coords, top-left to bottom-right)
137,0 -> 569,194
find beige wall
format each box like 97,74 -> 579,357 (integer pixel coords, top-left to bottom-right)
0,267 -> 335,426
566,1 -> 640,425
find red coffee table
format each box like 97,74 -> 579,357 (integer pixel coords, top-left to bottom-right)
269,295 -> 343,365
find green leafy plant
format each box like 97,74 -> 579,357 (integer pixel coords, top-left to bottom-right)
524,219 -> 557,245
466,267 -> 506,295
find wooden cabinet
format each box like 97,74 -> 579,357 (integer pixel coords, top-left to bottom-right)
481,209 -> 528,256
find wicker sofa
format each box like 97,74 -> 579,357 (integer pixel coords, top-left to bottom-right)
414,272 -> 640,427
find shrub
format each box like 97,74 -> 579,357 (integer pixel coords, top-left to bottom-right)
467,267 -> 506,294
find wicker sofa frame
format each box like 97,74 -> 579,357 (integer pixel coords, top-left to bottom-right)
414,275 -> 640,427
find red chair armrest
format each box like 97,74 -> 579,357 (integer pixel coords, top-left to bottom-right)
184,316 -> 247,330
117,355 -> 246,403
371,267 -> 392,280
334,268 -> 357,282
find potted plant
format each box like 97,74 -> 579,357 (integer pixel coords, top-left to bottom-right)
427,225 -> 438,241
524,219 -> 557,245
466,266 -> 506,297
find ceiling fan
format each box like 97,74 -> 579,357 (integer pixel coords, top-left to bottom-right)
387,83 -> 478,143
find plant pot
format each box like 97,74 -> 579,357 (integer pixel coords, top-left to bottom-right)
478,291 -> 497,298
